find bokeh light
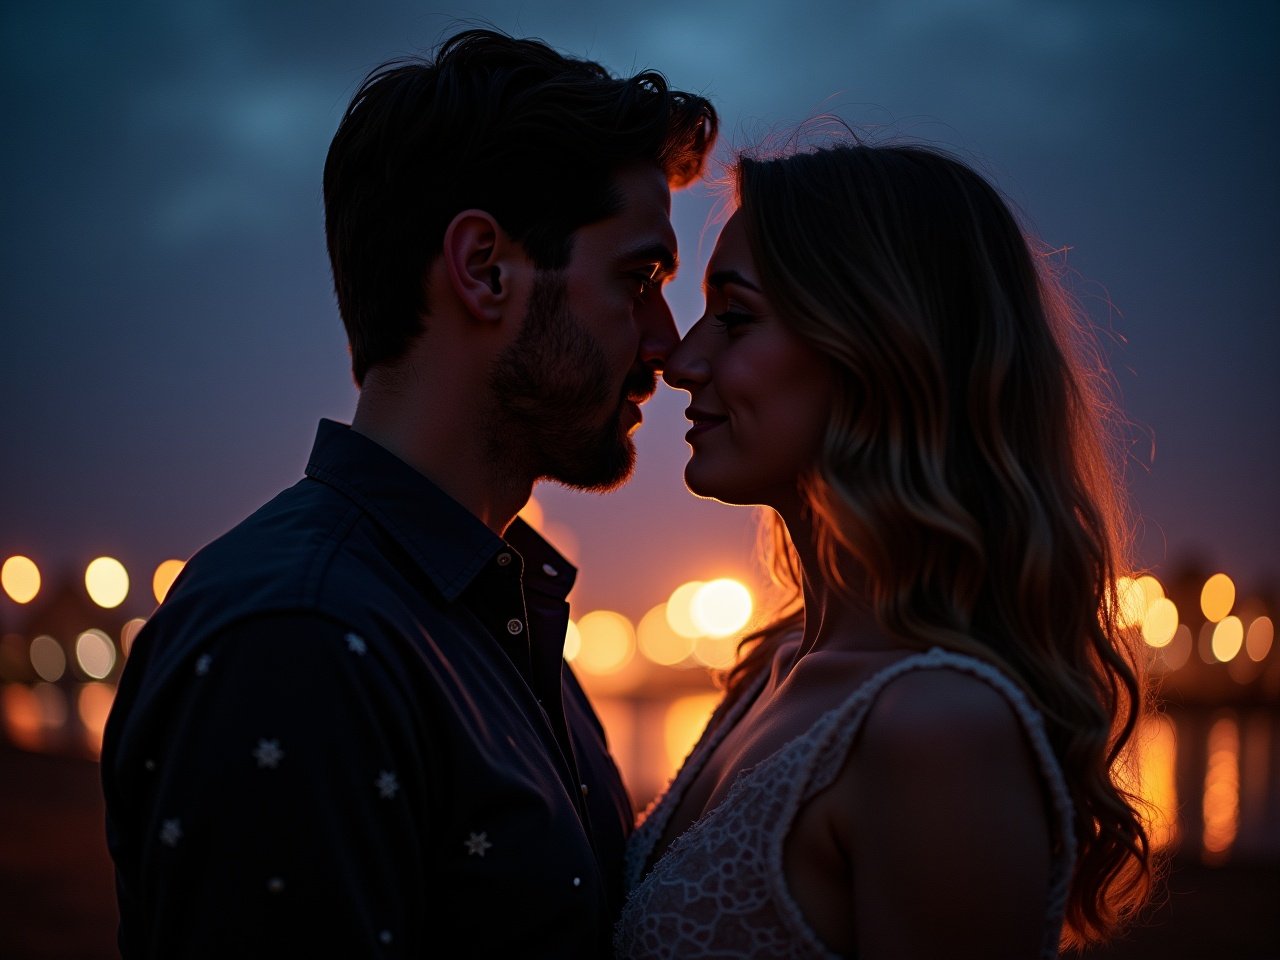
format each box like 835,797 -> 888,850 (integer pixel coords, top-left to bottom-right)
574,610 -> 635,675
663,692 -> 719,773
1211,616 -> 1244,663
1135,715 -> 1179,850
692,633 -> 739,670
1115,576 -> 1148,629
1200,573 -> 1236,623
1,555 -> 41,604
1141,598 -> 1179,648
29,635 -> 66,683
637,603 -> 695,666
1245,616 -> 1274,662
1136,575 -> 1166,607
690,579 -> 753,638
85,556 -> 129,608
665,581 -> 705,639
563,619 -> 581,661
152,559 -> 186,604
75,628 -> 117,680
1202,715 -> 1240,862
77,682 -> 115,754
1159,625 -> 1193,672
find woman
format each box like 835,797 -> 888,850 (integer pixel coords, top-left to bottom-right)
614,142 -> 1153,959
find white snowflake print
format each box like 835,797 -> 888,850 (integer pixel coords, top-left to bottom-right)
253,738 -> 284,769
159,818 -> 183,847
345,633 -> 367,655
375,770 -> 399,799
464,831 -> 493,857
194,654 -> 212,676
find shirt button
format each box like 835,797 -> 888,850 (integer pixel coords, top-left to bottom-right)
580,783 -> 590,797
496,552 -> 512,567
506,618 -> 524,635
541,562 -> 558,577
573,876 -> 582,887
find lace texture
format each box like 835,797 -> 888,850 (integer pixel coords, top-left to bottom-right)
615,648 -> 1077,959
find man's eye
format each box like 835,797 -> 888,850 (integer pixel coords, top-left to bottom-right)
713,311 -> 754,332
629,268 -> 661,298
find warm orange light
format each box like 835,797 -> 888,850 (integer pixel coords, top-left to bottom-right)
1200,573 -> 1235,623
1136,575 -> 1165,606
563,619 -> 582,661
662,692 -> 719,774
152,559 -> 186,604
1134,714 -> 1179,850
85,556 -> 129,609
692,633 -> 738,670
574,610 -> 635,675
1245,616 -> 1274,662
1141,598 -> 1179,648
665,581 -> 706,639
1210,616 -> 1245,663
1202,715 -> 1240,863
1115,576 -> 1147,629
637,603 -> 695,666
1,555 -> 41,604
691,579 -> 753,638
77,682 -> 114,756
1,684 -> 43,751
518,495 -> 544,530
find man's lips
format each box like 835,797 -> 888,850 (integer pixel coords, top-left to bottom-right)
685,408 -> 727,439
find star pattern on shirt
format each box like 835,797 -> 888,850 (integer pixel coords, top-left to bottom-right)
345,632 -> 367,655
375,770 -> 399,799
253,738 -> 284,769
194,653 -> 212,676
464,831 -> 493,857
159,818 -> 183,847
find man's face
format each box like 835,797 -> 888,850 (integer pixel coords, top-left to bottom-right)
488,163 -> 680,491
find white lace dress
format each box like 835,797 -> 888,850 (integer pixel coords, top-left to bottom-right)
614,648 -> 1076,959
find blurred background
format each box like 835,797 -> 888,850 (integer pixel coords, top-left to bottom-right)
2,1 -> 1277,957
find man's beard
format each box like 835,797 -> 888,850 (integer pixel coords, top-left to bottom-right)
487,270 -> 654,492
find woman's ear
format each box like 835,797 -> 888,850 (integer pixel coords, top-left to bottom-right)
441,209 -> 519,323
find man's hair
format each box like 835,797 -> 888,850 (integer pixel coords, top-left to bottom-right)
323,28 -> 718,385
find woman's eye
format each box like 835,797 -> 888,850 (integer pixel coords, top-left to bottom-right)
713,311 -> 755,332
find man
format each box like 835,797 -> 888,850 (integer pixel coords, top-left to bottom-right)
101,29 -> 716,958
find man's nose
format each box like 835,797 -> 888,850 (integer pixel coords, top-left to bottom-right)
638,293 -> 680,371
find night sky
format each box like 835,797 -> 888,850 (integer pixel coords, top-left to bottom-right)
2,1 -> 1276,625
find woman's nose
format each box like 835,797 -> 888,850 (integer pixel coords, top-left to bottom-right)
662,316 -> 712,392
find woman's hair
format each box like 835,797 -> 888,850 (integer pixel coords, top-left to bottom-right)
720,141 -> 1152,948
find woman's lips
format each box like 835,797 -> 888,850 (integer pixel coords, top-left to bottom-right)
685,411 -> 727,440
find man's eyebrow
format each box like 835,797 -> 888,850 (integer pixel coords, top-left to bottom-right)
620,242 -> 678,277
706,269 -> 761,293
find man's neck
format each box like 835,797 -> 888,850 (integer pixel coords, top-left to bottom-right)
351,371 -> 532,536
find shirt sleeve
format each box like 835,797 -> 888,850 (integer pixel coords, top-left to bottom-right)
132,613 -> 432,958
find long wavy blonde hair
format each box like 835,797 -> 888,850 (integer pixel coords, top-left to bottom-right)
718,142 -> 1152,949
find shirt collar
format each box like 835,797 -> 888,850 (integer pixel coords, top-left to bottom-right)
304,419 -> 576,602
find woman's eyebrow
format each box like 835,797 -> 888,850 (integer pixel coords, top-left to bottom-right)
705,269 -> 761,293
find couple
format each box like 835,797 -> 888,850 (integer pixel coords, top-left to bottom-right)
101,28 -> 1153,960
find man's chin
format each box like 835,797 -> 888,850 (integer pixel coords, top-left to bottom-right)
545,433 -> 636,493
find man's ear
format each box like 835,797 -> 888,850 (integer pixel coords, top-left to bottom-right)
441,209 -> 521,323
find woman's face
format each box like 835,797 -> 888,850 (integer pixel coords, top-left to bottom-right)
663,210 -> 835,509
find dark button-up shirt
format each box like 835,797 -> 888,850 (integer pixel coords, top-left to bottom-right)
101,419 -> 633,958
